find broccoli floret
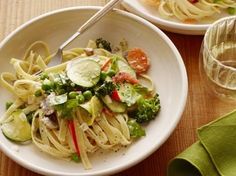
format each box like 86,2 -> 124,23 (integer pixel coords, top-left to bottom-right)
95,81 -> 115,97
127,119 -> 146,138
96,38 -> 112,52
130,94 -> 160,123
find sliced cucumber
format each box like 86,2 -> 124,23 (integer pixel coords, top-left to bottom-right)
48,93 -> 68,106
1,110 -> 31,142
102,96 -> 126,113
117,59 -> 136,78
67,58 -> 101,87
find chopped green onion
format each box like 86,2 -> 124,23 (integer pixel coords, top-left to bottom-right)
71,153 -> 80,163
69,91 -> 79,99
5,102 -> 13,110
83,90 -> 92,100
228,7 -> 236,15
76,94 -> 85,104
34,89 -> 42,97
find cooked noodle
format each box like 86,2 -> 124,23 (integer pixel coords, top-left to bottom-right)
0,40 -> 157,169
143,0 -> 236,22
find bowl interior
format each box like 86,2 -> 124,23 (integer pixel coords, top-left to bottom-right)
0,7 -> 187,176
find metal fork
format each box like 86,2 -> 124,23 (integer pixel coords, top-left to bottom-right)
47,0 -> 121,67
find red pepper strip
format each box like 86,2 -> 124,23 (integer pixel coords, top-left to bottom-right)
111,90 -> 121,102
68,120 -> 80,156
188,0 -> 198,3
101,58 -> 111,71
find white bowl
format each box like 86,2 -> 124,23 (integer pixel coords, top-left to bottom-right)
0,7 -> 188,176
122,0 -> 231,35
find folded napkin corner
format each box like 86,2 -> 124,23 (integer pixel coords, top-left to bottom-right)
168,109 -> 236,176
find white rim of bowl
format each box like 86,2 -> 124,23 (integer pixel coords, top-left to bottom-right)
122,1 -> 209,32
0,6 -> 188,176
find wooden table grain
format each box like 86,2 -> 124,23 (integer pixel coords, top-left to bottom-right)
0,1 -> 235,176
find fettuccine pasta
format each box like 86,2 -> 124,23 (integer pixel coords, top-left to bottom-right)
0,39 -> 160,169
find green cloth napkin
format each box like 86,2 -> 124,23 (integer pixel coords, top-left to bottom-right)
168,110 -> 236,176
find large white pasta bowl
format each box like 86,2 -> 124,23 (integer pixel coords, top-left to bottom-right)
0,7 -> 188,176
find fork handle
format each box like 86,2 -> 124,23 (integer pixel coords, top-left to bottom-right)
78,0 -> 121,34
59,0 -> 121,50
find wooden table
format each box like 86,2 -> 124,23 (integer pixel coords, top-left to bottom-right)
0,1 -> 235,176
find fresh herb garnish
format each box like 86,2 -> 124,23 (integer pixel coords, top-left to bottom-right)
95,81 -> 115,97
5,102 -> 13,110
95,38 -> 112,52
71,153 -> 81,163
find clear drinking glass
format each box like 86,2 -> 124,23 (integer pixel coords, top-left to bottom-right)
199,16 -> 236,101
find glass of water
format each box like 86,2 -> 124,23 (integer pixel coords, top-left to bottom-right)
199,16 -> 236,101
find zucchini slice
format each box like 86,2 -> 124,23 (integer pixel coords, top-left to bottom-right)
67,58 -> 101,87
1,110 -> 31,142
117,59 -> 136,78
102,95 -> 126,113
